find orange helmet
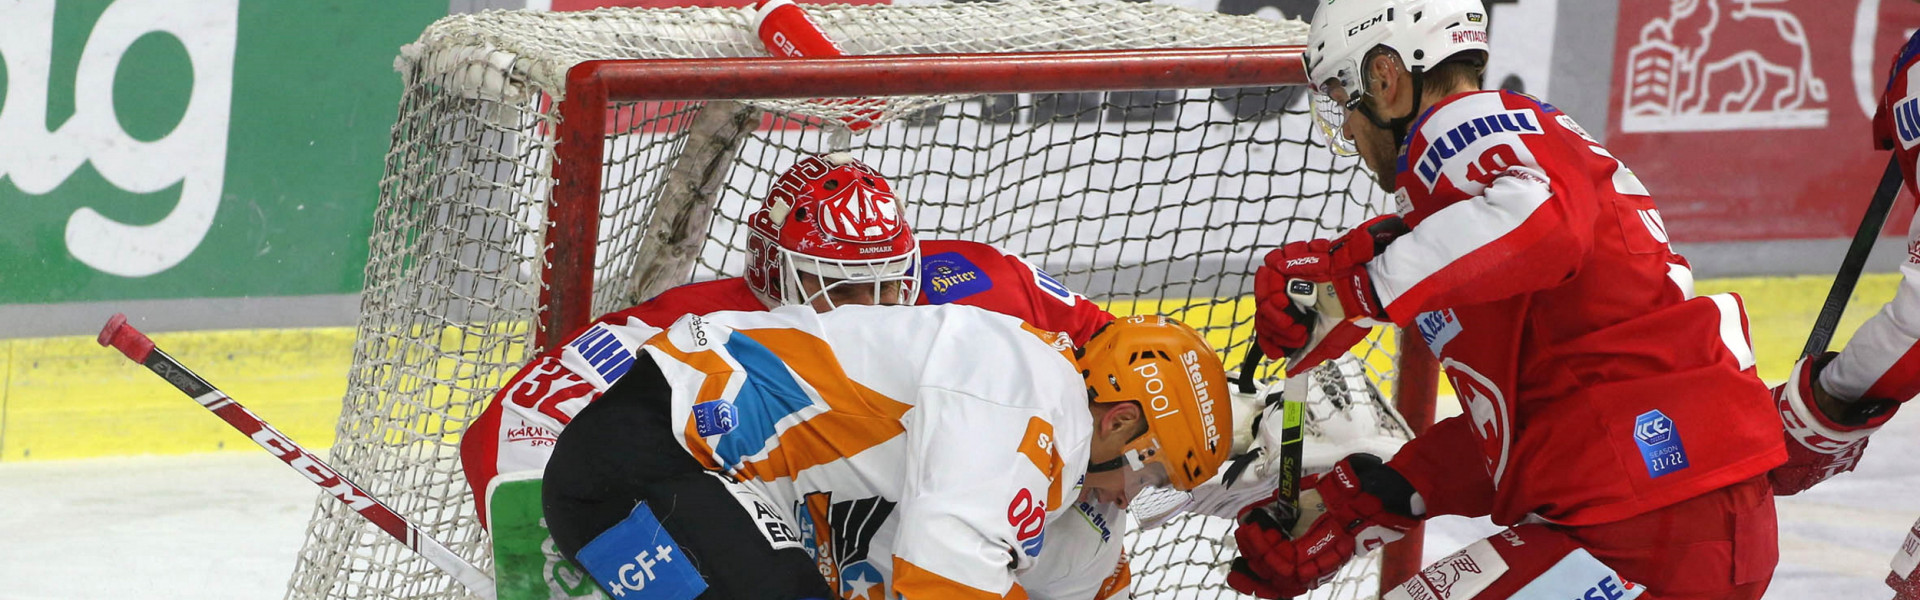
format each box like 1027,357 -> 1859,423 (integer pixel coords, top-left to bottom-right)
1079,315 -> 1232,491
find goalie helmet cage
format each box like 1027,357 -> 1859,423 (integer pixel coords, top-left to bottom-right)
292,2 -> 1439,599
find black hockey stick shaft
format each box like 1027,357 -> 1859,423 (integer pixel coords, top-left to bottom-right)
97,314 -> 496,599
1805,157 -> 1905,357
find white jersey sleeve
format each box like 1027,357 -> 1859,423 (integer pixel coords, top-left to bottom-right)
888,386 -> 1078,598
1822,215 -> 1920,403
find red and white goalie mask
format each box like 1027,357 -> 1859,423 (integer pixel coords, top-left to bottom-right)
745,153 -> 920,310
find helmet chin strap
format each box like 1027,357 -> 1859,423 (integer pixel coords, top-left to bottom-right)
1354,67 -> 1426,148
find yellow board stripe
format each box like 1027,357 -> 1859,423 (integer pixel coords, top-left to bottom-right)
0,274 -> 1899,462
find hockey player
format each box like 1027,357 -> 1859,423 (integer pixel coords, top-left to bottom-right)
1776,30 -> 1920,598
461,152 -> 1115,518
460,152 -> 1142,598
1235,1 -> 1785,598
539,307 -> 1232,600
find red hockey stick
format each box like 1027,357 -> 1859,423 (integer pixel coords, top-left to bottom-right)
97,314 -> 496,599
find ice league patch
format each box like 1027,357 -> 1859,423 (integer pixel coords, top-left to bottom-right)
1633,410 -> 1689,478
576,503 -> 707,600
692,400 -> 737,437
922,252 -> 992,304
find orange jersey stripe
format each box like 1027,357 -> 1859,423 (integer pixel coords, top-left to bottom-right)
731,328 -> 912,481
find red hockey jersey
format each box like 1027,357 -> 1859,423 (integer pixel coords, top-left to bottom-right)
461,239 -> 1115,519
1374,90 -> 1784,526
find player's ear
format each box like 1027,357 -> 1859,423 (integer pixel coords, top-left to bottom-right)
1365,50 -> 1400,100
1099,401 -> 1145,440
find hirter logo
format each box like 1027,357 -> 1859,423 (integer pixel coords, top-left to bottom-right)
817,184 -> 904,244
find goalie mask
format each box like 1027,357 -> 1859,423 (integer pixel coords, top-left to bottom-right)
1303,0 -> 1489,154
1080,315 -> 1233,492
745,153 -> 920,310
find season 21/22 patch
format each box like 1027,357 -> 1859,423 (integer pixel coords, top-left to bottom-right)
921,252 -> 993,303
692,400 -> 737,437
575,503 -> 707,600
1633,410 -> 1689,478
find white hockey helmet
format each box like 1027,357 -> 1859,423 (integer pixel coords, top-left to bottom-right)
1303,0 -> 1490,154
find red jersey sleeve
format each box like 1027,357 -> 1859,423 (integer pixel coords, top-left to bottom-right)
1385,414 -> 1497,519
1372,92 -> 1607,326
460,277 -> 766,524
918,240 -> 1116,346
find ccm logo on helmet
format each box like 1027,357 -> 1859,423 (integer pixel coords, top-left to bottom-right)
1347,12 -> 1386,38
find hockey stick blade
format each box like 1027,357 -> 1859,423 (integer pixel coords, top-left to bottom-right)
98,314 -> 497,599
1805,157 -> 1905,357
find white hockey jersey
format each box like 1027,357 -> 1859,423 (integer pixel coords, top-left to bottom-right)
544,304 -> 1094,599
1822,214 -> 1920,403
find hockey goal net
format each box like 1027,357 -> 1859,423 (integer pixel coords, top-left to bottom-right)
291,2 -> 1437,599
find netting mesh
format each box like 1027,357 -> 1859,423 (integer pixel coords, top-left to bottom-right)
295,2 -> 1409,599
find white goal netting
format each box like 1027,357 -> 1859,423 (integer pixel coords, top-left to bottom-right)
292,2 -> 1415,599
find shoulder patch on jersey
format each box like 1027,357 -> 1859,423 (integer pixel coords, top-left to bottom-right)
1415,309 -> 1462,356
922,251 -> 993,304
576,502 -> 710,600
1411,94 -> 1545,189
566,323 -> 639,386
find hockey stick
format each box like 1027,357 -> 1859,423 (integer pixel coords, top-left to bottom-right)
97,314 -> 497,600
1225,337 -> 1305,532
1805,157 -> 1905,357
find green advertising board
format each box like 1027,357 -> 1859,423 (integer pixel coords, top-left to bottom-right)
0,0 -> 446,305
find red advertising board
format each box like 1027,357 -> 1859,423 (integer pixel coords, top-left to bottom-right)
1608,0 -> 1920,242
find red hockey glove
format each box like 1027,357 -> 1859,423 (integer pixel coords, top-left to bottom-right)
1261,216 -> 1407,325
1252,263 -> 1313,359
1770,353 -> 1900,495
1891,517 -> 1920,600
1227,454 -> 1421,599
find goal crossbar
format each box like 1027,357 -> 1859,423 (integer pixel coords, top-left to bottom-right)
544,46 -> 1308,348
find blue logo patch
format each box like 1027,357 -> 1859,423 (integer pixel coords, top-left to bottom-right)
1633,410 -> 1689,479
576,503 -> 707,600
921,252 -> 993,304
692,400 -> 737,437
567,324 -> 637,385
